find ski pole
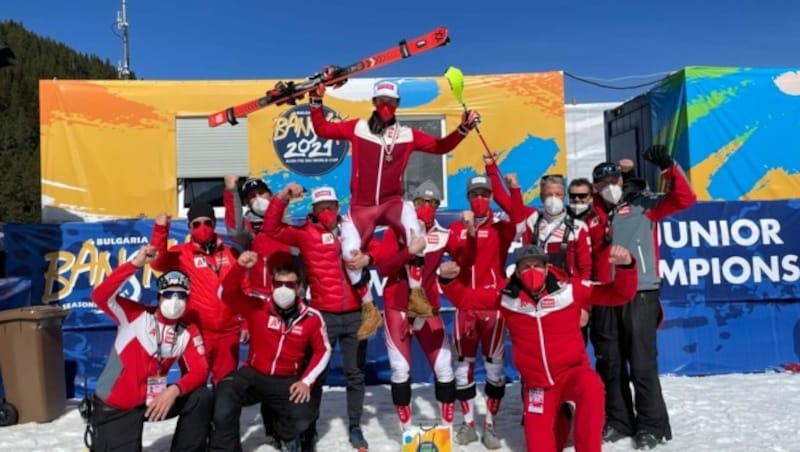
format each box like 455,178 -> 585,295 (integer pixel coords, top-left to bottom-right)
443,66 -> 499,168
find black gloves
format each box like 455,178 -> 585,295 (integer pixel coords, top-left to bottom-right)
643,145 -> 674,171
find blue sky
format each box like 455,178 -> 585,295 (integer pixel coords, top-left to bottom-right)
3,0 -> 799,102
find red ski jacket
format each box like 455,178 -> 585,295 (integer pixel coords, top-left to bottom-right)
486,162 -> 592,279
223,188 -> 295,292
368,223 -> 474,311
262,196 -> 361,313
441,264 -> 638,388
449,211 -> 519,291
310,106 -> 466,207
91,262 -> 208,410
221,263 -> 331,386
150,222 -> 240,335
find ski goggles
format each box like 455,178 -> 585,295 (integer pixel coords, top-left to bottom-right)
272,280 -> 299,290
159,290 -> 188,300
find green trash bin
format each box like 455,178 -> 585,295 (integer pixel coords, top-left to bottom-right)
0,305 -> 70,424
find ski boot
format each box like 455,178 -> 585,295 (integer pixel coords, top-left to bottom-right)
348,426 -> 369,451
481,424 -> 502,449
455,422 -> 479,445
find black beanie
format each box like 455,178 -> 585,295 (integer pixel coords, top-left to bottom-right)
187,202 -> 215,223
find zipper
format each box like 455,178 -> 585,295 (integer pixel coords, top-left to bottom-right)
535,314 -> 555,385
262,256 -> 268,288
636,241 -> 647,273
375,148 -> 385,205
270,326 -> 286,375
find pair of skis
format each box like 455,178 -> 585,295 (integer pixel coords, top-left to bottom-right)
207,26 -> 450,128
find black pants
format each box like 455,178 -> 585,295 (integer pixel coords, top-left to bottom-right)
209,367 -> 316,452
89,386 -> 212,452
312,310 -> 367,429
590,290 -> 672,440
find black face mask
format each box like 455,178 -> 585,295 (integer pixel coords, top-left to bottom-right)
275,302 -> 299,324
368,111 -> 396,135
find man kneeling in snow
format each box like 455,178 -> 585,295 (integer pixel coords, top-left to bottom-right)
209,252 -> 332,452
86,245 -> 212,451
437,244 -> 638,452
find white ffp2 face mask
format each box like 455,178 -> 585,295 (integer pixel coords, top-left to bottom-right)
543,196 -> 565,216
601,184 -> 623,205
569,203 -> 590,216
251,197 -> 270,216
272,286 -> 296,310
159,296 -> 186,320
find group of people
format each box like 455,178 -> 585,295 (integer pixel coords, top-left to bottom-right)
83,77 -> 696,452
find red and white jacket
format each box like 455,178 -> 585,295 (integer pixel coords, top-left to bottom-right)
486,162 -> 592,279
441,264 -> 638,388
150,222 -> 240,335
221,262 -> 331,386
310,107 -> 466,207
368,223 -> 474,311
223,187 -> 295,292
91,262 -> 208,410
263,196 -> 361,313
450,210 -> 519,291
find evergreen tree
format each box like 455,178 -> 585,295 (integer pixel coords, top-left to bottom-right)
0,20 -> 122,223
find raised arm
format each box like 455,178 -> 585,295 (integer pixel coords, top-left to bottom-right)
639,145 -> 697,221
220,252 -> 259,316
223,175 -> 253,249
149,214 -> 181,272
305,83 -> 359,140
262,192 -> 306,248
91,246 -> 155,324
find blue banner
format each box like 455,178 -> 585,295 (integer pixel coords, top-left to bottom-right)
4,199 -> 800,396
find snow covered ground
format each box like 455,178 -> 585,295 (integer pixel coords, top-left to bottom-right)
3,372 -> 800,451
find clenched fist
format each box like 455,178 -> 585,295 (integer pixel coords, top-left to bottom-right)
279,182 -> 305,201
461,210 -> 476,236
608,245 -> 633,266
238,251 -> 258,269
131,245 -> 157,268
224,174 -> 239,190
505,173 -> 519,189
438,261 -> 461,279
155,213 -> 171,227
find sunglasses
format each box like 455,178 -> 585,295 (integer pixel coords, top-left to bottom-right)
413,198 -> 441,208
569,192 -> 591,201
190,219 -> 214,229
159,290 -> 188,300
272,280 -> 299,290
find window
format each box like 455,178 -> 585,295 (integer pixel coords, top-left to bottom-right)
401,115 -> 449,207
175,116 -> 249,218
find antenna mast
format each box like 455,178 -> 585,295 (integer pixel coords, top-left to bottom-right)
116,0 -> 131,79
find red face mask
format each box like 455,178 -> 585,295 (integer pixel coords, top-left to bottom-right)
470,198 -> 490,217
416,205 -> 436,228
316,209 -> 339,230
519,267 -> 546,294
190,224 -> 215,244
375,103 -> 396,123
